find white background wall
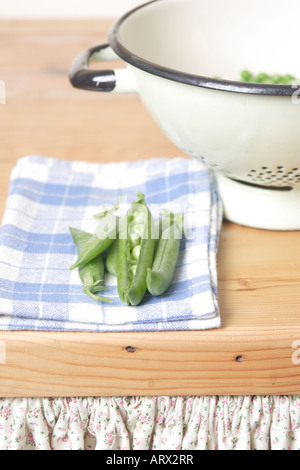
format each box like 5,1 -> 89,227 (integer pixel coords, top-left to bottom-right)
0,0 -> 145,18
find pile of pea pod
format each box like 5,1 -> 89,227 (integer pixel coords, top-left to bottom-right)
69,191 -> 184,306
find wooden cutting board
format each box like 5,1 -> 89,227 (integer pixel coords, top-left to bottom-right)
0,19 -> 299,397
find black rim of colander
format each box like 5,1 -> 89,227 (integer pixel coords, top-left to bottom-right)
108,0 -> 299,96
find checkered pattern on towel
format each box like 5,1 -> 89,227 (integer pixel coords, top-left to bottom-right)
0,155 -> 223,331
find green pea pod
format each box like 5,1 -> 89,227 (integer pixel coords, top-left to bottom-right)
105,236 -> 119,277
146,212 -> 184,296
117,191 -> 155,306
69,227 -> 112,302
70,210 -> 117,270
78,255 -> 112,302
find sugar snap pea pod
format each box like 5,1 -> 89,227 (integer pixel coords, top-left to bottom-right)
69,227 -> 112,302
146,212 -> 184,296
104,214 -> 121,277
70,209 -> 118,270
78,255 -> 112,302
105,236 -> 119,277
117,191 -> 155,306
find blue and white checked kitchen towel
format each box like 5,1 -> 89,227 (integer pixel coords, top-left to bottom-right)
0,155 -> 223,331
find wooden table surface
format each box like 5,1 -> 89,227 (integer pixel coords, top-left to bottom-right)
0,20 -> 300,397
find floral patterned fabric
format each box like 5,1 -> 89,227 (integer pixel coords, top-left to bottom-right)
0,396 -> 299,450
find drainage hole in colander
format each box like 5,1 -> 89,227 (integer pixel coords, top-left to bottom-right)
247,165 -> 300,187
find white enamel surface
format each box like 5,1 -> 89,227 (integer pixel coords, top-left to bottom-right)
114,67 -> 138,93
216,172 -> 300,231
124,66 -> 300,229
118,0 -> 300,80
106,0 -> 300,229
130,66 -> 300,182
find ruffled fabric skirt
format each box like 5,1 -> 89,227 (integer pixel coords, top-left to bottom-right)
0,396 -> 299,450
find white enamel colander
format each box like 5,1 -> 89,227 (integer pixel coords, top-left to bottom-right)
69,0 -> 300,230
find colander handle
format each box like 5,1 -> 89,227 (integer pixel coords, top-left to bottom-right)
68,43 -> 138,93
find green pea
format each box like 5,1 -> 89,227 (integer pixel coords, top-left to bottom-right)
131,245 -> 141,261
146,212 -> 183,296
256,73 -> 269,83
238,71 -> 298,85
240,70 -> 253,82
117,191 -> 155,306
70,210 -> 117,270
280,74 -> 295,84
271,74 -> 281,84
128,222 -> 144,241
129,263 -> 137,278
69,227 -> 111,302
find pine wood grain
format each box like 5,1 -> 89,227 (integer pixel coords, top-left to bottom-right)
0,20 -> 299,397
0,327 -> 299,397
